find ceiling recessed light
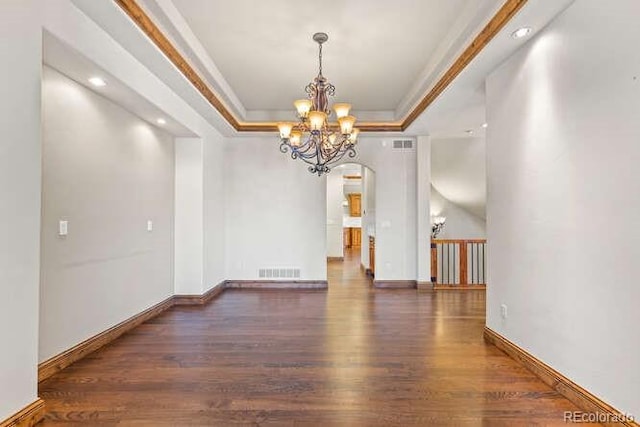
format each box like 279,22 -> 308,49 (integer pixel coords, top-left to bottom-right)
482,123 -> 488,128
88,77 -> 106,87
511,27 -> 532,39
156,118 -> 166,125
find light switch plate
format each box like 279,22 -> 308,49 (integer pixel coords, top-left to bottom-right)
147,220 -> 153,232
58,220 -> 68,236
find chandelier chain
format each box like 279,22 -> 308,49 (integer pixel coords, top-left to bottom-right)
318,42 -> 323,77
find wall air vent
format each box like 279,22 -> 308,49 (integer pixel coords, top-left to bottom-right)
393,140 -> 414,149
258,268 -> 301,279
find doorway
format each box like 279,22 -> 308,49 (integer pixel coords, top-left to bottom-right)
326,163 -> 376,284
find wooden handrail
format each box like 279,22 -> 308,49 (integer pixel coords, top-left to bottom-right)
432,239 -> 487,244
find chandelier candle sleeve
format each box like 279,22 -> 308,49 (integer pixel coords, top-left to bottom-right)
349,128 -> 360,144
338,115 -> 356,134
277,32 -> 358,176
309,111 -> 327,131
333,103 -> 352,118
294,99 -> 313,118
290,130 -> 302,147
278,122 -> 293,139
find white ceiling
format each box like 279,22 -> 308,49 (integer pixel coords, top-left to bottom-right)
66,0 -> 575,136
141,0 -> 505,120
43,32 -> 196,138
171,0 -> 487,113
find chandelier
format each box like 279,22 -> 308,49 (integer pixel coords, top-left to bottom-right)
278,32 -> 359,176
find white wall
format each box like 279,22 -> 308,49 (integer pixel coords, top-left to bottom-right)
360,166 -> 376,269
174,138 -> 203,295
203,132 -> 226,289
39,67 -> 174,362
224,136 -> 416,282
224,137 -> 327,280
0,0 -> 41,419
486,0 -> 640,417
431,136 -> 486,219
431,185 -> 485,239
42,0 -> 228,297
326,170 -> 344,258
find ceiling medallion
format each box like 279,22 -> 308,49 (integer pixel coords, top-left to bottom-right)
278,32 -> 359,176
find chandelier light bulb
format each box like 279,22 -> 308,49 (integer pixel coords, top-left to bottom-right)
278,122 -> 293,139
328,134 -> 337,145
294,99 -> 313,118
333,103 -> 352,119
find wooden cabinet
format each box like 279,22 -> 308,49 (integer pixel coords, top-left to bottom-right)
351,228 -> 361,247
343,228 -> 351,248
368,236 -> 375,277
348,194 -> 361,217
343,227 -> 362,248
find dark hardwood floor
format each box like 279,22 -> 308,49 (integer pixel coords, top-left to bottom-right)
40,249 -> 595,426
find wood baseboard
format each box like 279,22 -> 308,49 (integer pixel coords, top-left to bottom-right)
38,296 -> 175,383
373,280 -> 417,289
416,281 -> 434,291
326,257 -> 344,262
484,327 -> 638,427
225,280 -> 328,290
0,398 -> 45,427
173,282 -> 226,305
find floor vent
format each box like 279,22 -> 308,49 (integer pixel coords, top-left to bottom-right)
258,268 -> 301,279
393,139 -> 414,149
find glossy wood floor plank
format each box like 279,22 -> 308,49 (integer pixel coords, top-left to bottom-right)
40,250 -> 596,426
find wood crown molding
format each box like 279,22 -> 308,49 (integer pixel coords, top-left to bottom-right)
113,0 -> 528,133
0,398 -> 45,427
484,327 -> 638,427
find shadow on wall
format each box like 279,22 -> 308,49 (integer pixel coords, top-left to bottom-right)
431,184 -> 485,239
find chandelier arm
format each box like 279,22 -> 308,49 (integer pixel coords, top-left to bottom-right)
325,145 -> 356,169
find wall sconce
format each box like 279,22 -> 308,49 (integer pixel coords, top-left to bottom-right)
431,215 -> 446,239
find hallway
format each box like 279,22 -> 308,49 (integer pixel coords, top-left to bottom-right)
39,250 -> 592,425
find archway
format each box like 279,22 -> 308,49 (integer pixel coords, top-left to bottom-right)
325,163 -> 376,285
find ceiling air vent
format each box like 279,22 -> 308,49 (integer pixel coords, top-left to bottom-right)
393,140 -> 414,149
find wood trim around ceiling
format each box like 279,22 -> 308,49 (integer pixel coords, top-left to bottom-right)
400,0 -> 528,130
114,0 -> 240,130
114,0 -> 528,133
